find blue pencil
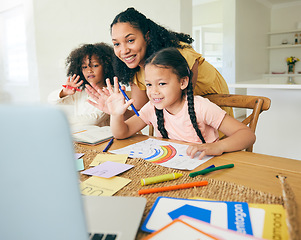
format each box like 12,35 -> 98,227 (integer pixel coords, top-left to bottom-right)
118,84 -> 140,116
103,138 -> 114,152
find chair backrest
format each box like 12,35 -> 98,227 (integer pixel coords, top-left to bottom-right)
203,94 -> 271,152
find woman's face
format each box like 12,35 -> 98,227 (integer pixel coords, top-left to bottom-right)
111,22 -> 148,69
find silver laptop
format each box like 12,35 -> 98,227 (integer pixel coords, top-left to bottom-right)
0,104 -> 146,240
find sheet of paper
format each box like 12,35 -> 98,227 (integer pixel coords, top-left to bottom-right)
191,197 -> 288,239
81,161 -> 134,178
80,176 -> 131,196
144,219 -> 218,240
90,154 -> 128,166
75,158 -> 84,171
249,203 -> 288,240
110,138 -> 213,170
179,216 -> 263,240
142,197 -> 228,233
141,196 -> 253,236
75,153 -> 84,159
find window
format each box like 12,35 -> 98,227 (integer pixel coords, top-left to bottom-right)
0,2 -> 39,103
1,5 -> 28,85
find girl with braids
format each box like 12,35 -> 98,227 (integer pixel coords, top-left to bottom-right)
86,7 -> 233,121
48,43 -> 114,127
105,48 -> 255,160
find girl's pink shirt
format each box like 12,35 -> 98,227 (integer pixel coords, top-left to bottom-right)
139,96 -> 226,143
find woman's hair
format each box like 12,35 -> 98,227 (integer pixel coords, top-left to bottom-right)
110,7 -> 194,85
66,43 -> 115,89
145,47 -> 206,143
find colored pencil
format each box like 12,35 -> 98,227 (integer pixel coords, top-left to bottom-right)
118,84 -> 139,116
189,164 -> 234,178
102,138 -> 114,152
62,85 -> 81,92
138,180 -> 208,195
141,173 -> 183,186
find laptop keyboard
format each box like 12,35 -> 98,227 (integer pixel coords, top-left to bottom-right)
89,233 -> 118,240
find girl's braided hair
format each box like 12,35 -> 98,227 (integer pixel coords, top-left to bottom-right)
110,7 -> 194,86
145,47 -> 206,143
66,43 -> 115,89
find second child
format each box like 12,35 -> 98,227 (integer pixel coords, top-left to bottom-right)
48,43 -> 114,127
105,48 -> 255,159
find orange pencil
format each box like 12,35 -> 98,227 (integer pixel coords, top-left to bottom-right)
138,181 -> 208,195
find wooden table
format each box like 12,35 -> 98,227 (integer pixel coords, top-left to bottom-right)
79,134 -> 301,235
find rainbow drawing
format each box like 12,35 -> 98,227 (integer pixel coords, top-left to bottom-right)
148,145 -> 177,164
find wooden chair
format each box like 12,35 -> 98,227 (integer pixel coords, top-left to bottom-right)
203,94 -> 271,152
147,93 -> 271,152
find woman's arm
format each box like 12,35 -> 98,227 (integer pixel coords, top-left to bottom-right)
186,115 -> 256,159
191,59 -> 199,88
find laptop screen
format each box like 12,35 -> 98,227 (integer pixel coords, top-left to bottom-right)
0,104 -> 88,240
0,104 -> 146,240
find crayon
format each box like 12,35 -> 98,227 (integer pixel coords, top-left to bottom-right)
62,85 -> 81,92
118,83 -> 139,116
189,164 -> 234,178
138,181 -> 208,195
141,173 -> 183,186
103,138 -> 114,152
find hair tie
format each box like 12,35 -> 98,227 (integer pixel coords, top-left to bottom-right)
187,67 -> 191,76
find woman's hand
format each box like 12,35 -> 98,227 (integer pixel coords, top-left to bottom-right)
106,77 -> 134,116
61,74 -> 83,97
186,142 -> 224,160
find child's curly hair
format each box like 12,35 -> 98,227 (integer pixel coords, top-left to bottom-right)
65,43 -> 115,89
110,7 -> 193,86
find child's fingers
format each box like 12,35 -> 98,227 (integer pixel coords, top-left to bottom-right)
66,76 -> 71,83
106,78 -> 114,94
113,77 -> 120,93
74,75 -> 81,83
198,151 -> 207,160
76,80 -> 83,87
86,99 -> 98,108
70,74 -> 77,82
124,99 -> 135,109
102,87 -> 110,96
186,145 -> 202,159
85,84 -> 98,97
85,88 -> 99,102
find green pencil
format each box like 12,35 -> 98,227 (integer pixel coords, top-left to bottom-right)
189,164 -> 234,177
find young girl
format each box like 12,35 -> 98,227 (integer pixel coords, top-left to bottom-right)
48,43 -> 114,127
106,48 -> 255,159
86,7 -> 232,121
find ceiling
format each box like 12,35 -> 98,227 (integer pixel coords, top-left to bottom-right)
267,0 -> 301,4
193,0 -> 301,7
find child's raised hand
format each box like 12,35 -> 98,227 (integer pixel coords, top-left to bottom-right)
186,142 -> 224,160
62,74 -> 83,96
85,80 -> 111,114
107,77 -> 134,116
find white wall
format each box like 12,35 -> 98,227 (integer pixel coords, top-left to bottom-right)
269,3 -> 301,73
193,0 -> 222,26
222,0 -> 236,85
235,0 -> 270,83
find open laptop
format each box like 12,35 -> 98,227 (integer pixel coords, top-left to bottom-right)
0,104 -> 146,240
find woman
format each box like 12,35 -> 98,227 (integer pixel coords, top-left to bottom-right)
86,7 -> 232,119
